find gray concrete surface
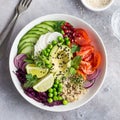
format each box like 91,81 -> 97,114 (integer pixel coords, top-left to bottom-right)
0,0 -> 120,120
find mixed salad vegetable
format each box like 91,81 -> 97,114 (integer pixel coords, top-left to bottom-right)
14,21 -> 101,106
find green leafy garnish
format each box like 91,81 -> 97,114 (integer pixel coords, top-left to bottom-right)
71,56 -> 81,69
23,74 -> 39,88
71,44 -> 80,53
69,67 -> 76,75
24,53 -> 34,64
34,54 -> 51,68
24,52 -> 52,69
53,21 -> 65,32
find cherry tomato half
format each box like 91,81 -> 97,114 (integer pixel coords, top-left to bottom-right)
74,29 -> 91,46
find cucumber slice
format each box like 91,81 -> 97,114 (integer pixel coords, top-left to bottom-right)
22,34 -> 39,40
18,42 -> 34,54
32,26 -> 49,34
42,21 -> 56,26
31,27 -> 48,33
36,23 -> 54,32
18,37 -> 38,49
28,30 -> 44,35
20,46 -> 34,54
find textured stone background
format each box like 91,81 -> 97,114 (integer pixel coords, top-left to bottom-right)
0,0 -> 120,120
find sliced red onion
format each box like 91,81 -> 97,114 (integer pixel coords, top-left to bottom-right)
14,54 -> 27,69
87,69 -> 100,81
21,62 -> 27,72
83,79 -> 95,89
18,56 -> 27,68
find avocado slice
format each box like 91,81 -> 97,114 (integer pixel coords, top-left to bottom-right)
50,44 -> 72,75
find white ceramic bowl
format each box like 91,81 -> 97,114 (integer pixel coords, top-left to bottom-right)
9,14 -> 107,112
81,0 -> 114,12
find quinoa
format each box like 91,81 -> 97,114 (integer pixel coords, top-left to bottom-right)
61,78 -> 87,102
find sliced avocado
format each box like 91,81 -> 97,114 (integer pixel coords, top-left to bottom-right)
36,23 -> 54,32
18,37 -> 38,49
18,42 -> 34,54
50,44 -> 72,74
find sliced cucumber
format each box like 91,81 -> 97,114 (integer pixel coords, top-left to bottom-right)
18,37 -> 38,49
31,27 -> 48,33
18,42 -> 34,54
32,26 -> 49,34
22,34 -> 39,40
42,21 -> 56,26
28,30 -> 44,35
20,46 -> 34,54
36,23 -> 54,32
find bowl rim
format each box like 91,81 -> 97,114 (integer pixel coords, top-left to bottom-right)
81,0 -> 114,12
9,14 -> 107,112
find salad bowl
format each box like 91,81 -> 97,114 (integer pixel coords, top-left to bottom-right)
9,14 -> 107,112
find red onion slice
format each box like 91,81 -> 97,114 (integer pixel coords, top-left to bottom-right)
83,79 -> 95,89
18,56 -> 27,68
21,62 -> 27,72
14,54 -> 27,69
87,69 -> 100,81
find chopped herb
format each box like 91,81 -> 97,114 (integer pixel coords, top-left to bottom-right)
71,44 -> 80,53
53,21 -> 65,32
24,53 -> 34,64
23,74 -> 39,88
69,67 -> 76,75
71,56 -> 81,69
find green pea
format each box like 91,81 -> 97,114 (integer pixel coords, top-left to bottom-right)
46,53 -> 49,57
65,37 -> 69,41
65,40 -> 70,46
53,91 -> 57,96
48,93 -> 53,98
61,30 -> 64,34
47,98 -> 53,103
58,96 -> 63,101
53,88 -> 57,92
46,48 -> 51,53
52,40 -> 57,45
58,36 -> 64,43
58,83 -> 63,88
48,44 -> 53,49
60,38 -> 64,43
42,50 -> 47,55
57,36 -> 63,41
53,96 -> 58,101
63,100 -> 68,105
55,79 -> 60,84
48,88 -> 53,93
58,87 -> 62,92
53,84 -> 58,88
